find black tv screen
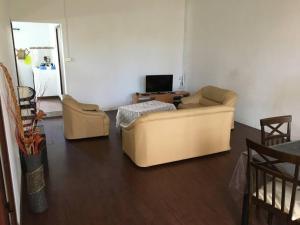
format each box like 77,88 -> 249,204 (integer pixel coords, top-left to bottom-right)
146,75 -> 173,92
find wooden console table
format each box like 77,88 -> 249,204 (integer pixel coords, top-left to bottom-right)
132,91 -> 190,104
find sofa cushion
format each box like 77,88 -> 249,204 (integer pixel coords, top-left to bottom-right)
178,103 -> 200,109
201,86 -> 229,104
198,97 -> 220,106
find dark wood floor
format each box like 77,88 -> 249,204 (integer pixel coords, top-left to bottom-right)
21,111 -> 283,225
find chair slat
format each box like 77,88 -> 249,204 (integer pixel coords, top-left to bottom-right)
256,168 -> 259,198
281,179 -> 285,212
288,165 -> 299,219
272,176 -> 276,207
263,172 -> 267,203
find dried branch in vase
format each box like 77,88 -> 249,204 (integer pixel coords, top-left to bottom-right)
0,63 -> 46,156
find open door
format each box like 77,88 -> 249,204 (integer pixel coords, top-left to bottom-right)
0,99 -> 17,225
10,22 -> 20,87
55,25 -> 65,95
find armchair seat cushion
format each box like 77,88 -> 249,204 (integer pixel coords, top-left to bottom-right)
81,103 -> 100,112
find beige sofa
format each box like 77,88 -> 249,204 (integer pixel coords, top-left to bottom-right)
179,85 -> 237,128
122,105 -> 234,167
62,95 -> 110,139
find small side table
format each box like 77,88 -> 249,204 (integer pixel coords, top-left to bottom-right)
132,91 -> 190,104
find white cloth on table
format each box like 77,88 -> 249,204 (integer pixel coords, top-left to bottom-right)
229,152 -> 248,203
116,100 -> 176,128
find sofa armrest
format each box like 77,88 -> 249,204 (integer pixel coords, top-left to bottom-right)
121,121 -> 136,131
181,91 -> 202,104
223,92 -> 238,107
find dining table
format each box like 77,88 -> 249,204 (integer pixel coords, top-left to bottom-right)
229,140 -> 300,225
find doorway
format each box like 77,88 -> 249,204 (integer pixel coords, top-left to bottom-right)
11,22 -> 65,118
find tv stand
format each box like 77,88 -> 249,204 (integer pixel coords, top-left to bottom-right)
155,91 -> 176,95
133,91 -> 190,104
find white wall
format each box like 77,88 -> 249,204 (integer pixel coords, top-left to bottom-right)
10,0 -> 186,110
184,0 -> 300,138
0,0 -> 22,223
13,22 -> 54,50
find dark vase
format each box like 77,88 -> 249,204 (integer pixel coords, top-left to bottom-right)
20,139 -> 49,174
24,152 -> 48,213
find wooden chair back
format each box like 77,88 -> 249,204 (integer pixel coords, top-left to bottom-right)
260,115 -> 292,146
246,139 -> 300,224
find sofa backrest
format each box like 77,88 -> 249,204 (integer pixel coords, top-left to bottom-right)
130,105 -> 234,126
63,95 -> 81,109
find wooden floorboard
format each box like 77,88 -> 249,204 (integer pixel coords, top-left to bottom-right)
21,111 -> 283,225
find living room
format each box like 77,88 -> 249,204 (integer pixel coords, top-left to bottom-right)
1,0 -> 300,225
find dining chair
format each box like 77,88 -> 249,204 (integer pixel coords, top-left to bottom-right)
246,139 -> 300,225
260,115 -> 292,146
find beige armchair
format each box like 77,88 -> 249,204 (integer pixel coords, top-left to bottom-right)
62,95 -> 110,139
179,85 -> 237,128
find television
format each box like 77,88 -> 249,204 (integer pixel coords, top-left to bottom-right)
146,75 -> 173,93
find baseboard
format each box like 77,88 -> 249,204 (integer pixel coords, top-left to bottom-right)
235,121 -> 261,132
37,96 -> 61,100
44,111 -> 62,118
102,106 -> 118,112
